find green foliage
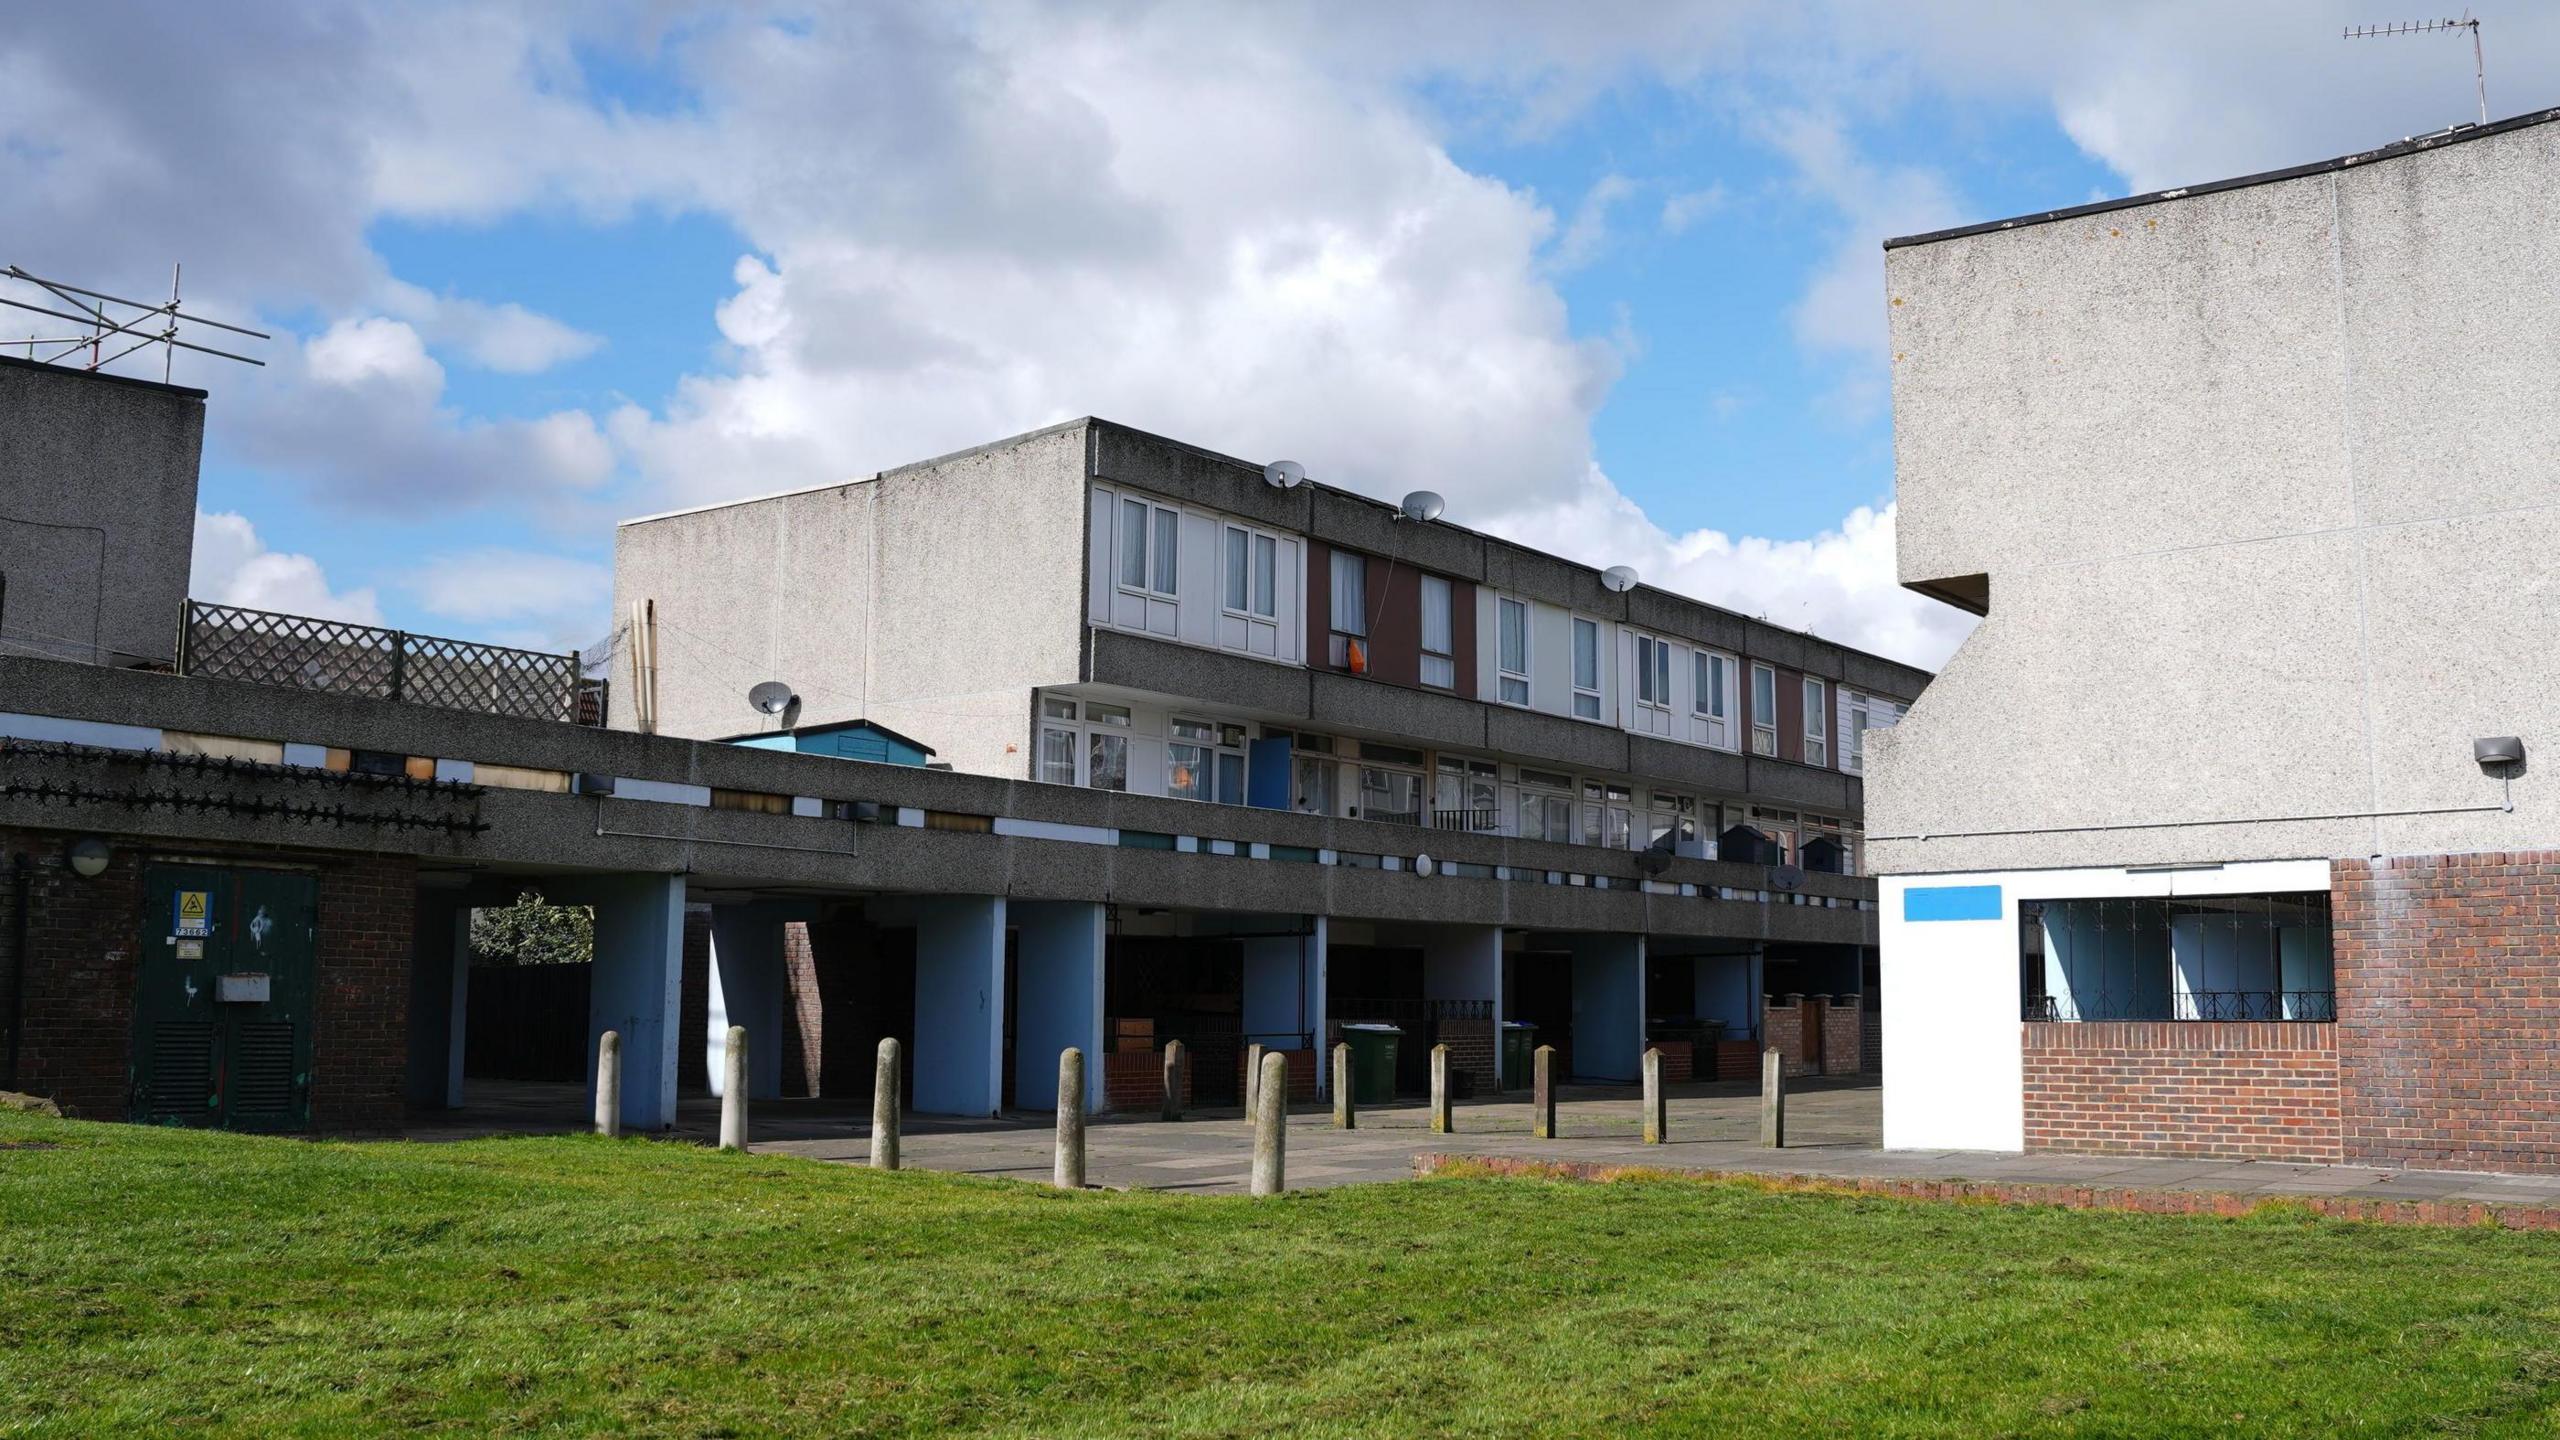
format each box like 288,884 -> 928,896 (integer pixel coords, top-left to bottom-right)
6,1109 -> 2560,1436
468,891 -> 593,967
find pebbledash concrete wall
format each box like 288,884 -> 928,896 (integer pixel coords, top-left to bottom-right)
612,422 -> 1093,779
0,357 -> 206,668
0,826 -> 416,1128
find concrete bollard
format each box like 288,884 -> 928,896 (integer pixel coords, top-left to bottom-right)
1055,1048 -> 1087,1189
1430,1043 -> 1453,1135
720,1026 -> 750,1152
1162,1039 -> 1186,1121
594,1029 -> 622,1138
1251,1049 -> 1288,1196
1331,1043 -> 1354,1129
871,1036 -> 903,1170
1642,1046 -> 1665,1145
1244,1042 -> 1266,1122
1532,1044 -> 1557,1140
1760,1046 -> 1786,1149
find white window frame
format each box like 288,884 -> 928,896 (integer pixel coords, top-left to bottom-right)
1633,633 -> 1673,715
1221,524 -> 1280,621
1116,497 -> 1180,601
1496,596 -> 1531,706
1516,767 -> 1575,844
1432,754 -> 1500,832
1648,791 -> 1697,847
1035,696 -> 1134,791
1420,574 -> 1456,690
1750,662 -> 1778,756
1804,677 -> 1828,768
1846,693 -> 1872,775
1694,650 -> 1738,750
1571,617 -> 1602,721
1581,779 -> 1634,849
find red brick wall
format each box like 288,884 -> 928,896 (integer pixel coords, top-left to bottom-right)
1649,1040 -> 1692,1084
1437,1015 -> 1495,1093
1239,1045 -> 1319,1103
1762,997 -> 1808,1077
1102,1049 -> 1191,1113
1820,995 -> 1863,1077
2336,852 -> 2560,1173
2,826 -> 414,1130
2022,1021 -> 2341,1163
781,920 -> 819,1098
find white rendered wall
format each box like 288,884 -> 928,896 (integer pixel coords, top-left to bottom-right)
1881,857 -> 2330,1153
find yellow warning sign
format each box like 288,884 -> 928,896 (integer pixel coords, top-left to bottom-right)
175,890 -> 210,938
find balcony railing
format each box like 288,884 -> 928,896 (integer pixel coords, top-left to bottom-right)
178,600 -> 604,726
2024,990 -> 2337,1023
1430,806 -> 1501,834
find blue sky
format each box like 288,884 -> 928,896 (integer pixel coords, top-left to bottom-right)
13,4 -> 2549,668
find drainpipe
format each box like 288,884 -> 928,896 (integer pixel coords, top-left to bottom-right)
6,850 -> 30,1089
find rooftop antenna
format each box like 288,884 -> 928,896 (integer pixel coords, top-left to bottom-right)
2344,11 -> 2487,126
0,263 -> 268,383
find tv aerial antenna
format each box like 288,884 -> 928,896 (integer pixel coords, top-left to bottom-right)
0,263 -> 268,382
2344,11 -> 2487,126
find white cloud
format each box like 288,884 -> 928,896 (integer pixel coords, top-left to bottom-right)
1659,182 -> 1728,234
1552,173 -> 1636,271
190,511 -> 381,624
379,280 -> 604,373
406,547 -> 612,650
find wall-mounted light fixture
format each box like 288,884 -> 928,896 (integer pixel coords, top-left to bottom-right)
65,836 -> 111,879
2475,736 -> 2526,769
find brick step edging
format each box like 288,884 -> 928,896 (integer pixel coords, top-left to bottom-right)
1413,1154 -> 2560,1231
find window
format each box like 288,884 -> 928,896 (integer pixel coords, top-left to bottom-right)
1634,635 -> 1672,711
1034,696 -> 1132,790
1222,526 -> 1279,619
1497,597 -> 1530,705
1846,694 -> 1870,774
1750,663 -> 1777,756
1581,781 -> 1633,849
1751,807 -> 1797,864
1116,497 -> 1178,598
1167,717 -> 1214,802
1648,792 -> 1697,848
1572,618 -> 1601,720
1037,724 -> 1078,786
1804,678 -> 1828,766
1329,550 -> 1369,669
1358,765 -> 1423,824
1432,755 -> 1499,831
1518,768 -> 1574,843
2019,892 -> 2335,1023
1693,651 -> 1737,749
1420,575 -> 1455,689
1087,731 -> 1129,791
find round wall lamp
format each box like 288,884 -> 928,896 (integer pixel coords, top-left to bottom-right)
1414,852 -> 1437,878
66,837 -> 113,880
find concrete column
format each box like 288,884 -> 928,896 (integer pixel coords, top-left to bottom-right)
1566,933 -> 1646,1083
1244,1042 -> 1266,1121
594,1030 -> 621,1137
1012,901 -> 1105,1114
1162,1039 -> 1186,1120
1532,1044 -> 1556,1139
1430,1044 -> 1452,1135
1054,1048 -> 1086,1188
1240,917 -> 1328,1094
1642,1047 -> 1665,1145
871,1037 -> 902,1170
404,893 -> 469,1109
708,906 -> 792,1101
1251,1049 -> 1287,1196
1761,1047 -> 1786,1148
583,873 -> 687,1132
1331,1043 -> 1353,1129
719,1027 -> 749,1151
911,896 -> 1006,1117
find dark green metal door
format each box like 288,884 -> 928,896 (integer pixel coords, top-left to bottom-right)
131,864 -> 318,1130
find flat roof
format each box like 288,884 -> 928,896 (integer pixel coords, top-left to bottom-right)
0,351 -> 209,400
1885,103 -> 2560,251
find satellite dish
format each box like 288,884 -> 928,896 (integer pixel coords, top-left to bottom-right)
1601,565 -> 1640,593
1263,459 -> 1307,489
1635,829 -> 1677,876
747,680 -> 797,716
1399,490 -> 1446,523
1770,863 -> 1806,891
1413,852 -> 1437,878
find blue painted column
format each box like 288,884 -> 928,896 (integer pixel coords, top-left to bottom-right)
707,905 -> 791,1101
1011,901 -> 1105,1113
1240,916 -> 1327,1094
911,896 -> 1006,1117
583,873 -> 688,1130
1567,932 -> 1646,1083
404,894 -> 469,1109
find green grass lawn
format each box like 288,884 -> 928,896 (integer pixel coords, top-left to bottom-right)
6,1113 -> 2560,1437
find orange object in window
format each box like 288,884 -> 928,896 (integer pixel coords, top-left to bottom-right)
1346,638 -> 1367,674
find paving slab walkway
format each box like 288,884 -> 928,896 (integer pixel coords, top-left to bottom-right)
411,1078 -> 2560,1207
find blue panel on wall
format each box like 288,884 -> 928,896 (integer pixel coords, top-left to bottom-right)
1904,884 -> 2004,922
1246,737 -> 1292,809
